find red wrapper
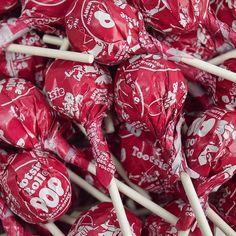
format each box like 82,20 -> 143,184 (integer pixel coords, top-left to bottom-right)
143,199 -> 214,236
0,196 -> 33,236
0,150 -> 72,224
128,0 -> 209,34
0,78 -> 88,170
211,0 -> 236,31
119,123 -> 178,198
45,60 -> 115,188
114,54 -> 187,138
68,202 -> 142,236
0,0 -> 18,16
0,0 -> 74,50
0,22 -> 46,88
65,0 -> 189,65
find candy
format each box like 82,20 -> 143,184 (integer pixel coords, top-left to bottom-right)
0,0 -> 18,16
0,150 -> 72,224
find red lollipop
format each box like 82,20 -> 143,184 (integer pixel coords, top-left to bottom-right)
128,0 -> 210,34
0,0 -> 18,16
68,202 -> 142,236
45,60 -> 114,188
114,54 -> 187,138
0,0 -> 74,50
0,78 -> 88,170
0,149 -> 72,224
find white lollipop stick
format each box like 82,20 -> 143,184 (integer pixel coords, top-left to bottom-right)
58,215 -> 76,225
206,207 -> 236,236
180,172 -> 213,236
41,223 -> 64,236
104,112 -> 115,134
67,168 -> 111,202
42,34 -> 236,83
207,49 -> 236,65
5,44 -> 94,64
57,39 -> 132,236
178,229 -> 191,236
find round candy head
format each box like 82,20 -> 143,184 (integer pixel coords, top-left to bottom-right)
114,54 -> 187,138
45,60 -> 114,187
0,150 -> 72,224
68,202 -> 142,236
128,0 -> 209,34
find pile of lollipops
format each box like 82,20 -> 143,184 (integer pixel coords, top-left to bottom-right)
0,0 -> 235,235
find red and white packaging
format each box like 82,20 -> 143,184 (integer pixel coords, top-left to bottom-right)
0,0 -> 74,50
0,0 -> 18,16
119,123 -> 178,199
114,54 -> 187,138
0,20 -> 46,88
45,60 -> 115,188
143,199 -> 214,236
128,0 -> 209,34
211,0 -> 236,31
68,202 -> 142,236
0,78 -> 89,170
0,150 -> 72,224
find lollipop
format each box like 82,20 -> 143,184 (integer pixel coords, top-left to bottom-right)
64,0 -> 236,83
114,54 -> 214,235
44,60 -> 135,235
0,77 -> 88,170
68,202 -> 142,236
0,149 -> 72,224
127,0 -> 210,34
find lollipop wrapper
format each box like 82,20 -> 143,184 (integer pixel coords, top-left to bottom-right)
0,150 -> 72,224
68,202 -> 142,236
0,0 -> 18,16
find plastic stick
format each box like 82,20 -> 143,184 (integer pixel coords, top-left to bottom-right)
41,223 -> 64,236
5,44 -> 94,64
104,112 -> 115,134
206,207 -> 236,236
67,168 -> 111,202
42,34 -> 236,83
181,57 -> 236,83
58,215 -> 76,225
180,172 -> 213,236
207,49 -> 236,65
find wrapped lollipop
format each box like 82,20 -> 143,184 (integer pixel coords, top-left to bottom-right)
0,0 -> 18,16
64,0 -> 236,83
0,149 -> 72,224
68,202 -> 142,236
44,59 -> 135,235
127,0 -> 209,34
114,54 -> 214,235
0,21 -> 46,88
